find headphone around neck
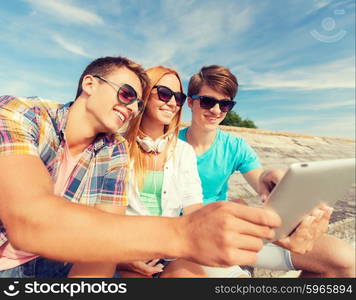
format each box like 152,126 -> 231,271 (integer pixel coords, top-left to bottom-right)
136,135 -> 171,153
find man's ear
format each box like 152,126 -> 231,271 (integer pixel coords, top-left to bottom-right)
81,75 -> 96,96
187,97 -> 194,109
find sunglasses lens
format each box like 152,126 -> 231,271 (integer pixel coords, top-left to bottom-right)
156,86 -> 186,106
118,84 -> 137,104
220,101 -> 235,112
175,93 -> 186,106
157,86 -> 173,102
199,96 -> 216,109
197,96 -> 235,112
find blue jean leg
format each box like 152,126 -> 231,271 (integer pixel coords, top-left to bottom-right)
33,257 -> 72,277
0,257 -> 72,278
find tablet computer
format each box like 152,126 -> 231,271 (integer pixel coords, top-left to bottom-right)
265,158 -> 355,241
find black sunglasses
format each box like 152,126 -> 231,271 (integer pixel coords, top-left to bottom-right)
153,85 -> 186,107
93,75 -> 144,113
190,95 -> 236,112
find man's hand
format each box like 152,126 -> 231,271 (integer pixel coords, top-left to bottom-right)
274,204 -> 333,254
180,201 -> 281,267
258,169 -> 286,202
118,259 -> 164,277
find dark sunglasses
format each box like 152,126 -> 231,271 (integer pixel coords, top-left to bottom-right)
93,74 -> 144,113
190,95 -> 236,112
153,85 -> 186,107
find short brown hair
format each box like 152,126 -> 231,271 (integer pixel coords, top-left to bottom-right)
75,56 -> 149,99
188,65 -> 238,99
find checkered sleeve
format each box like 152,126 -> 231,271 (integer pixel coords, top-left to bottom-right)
0,96 -> 39,157
97,141 -> 129,206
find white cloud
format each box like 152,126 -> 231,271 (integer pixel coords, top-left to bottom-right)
332,0 -> 354,9
0,68 -> 74,102
240,56 -> 355,90
306,115 -> 355,138
256,113 -> 355,139
91,0 -> 122,16
257,115 -> 320,127
131,0 -> 256,69
52,35 -> 92,58
293,99 -> 355,110
24,0 -> 104,25
0,80 -> 32,97
306,0 -> 333,14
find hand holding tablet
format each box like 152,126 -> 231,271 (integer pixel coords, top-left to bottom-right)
273,203 -> 333,254
264,158 -> 355,242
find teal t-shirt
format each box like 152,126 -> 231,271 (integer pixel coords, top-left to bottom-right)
179,128 -> 261,204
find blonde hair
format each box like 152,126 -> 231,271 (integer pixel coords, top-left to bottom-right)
125,66 -> 183,189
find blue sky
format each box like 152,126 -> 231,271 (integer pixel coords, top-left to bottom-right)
0,0 -> 355,138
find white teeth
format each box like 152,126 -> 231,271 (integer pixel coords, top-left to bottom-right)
162,110 -> 173,117
205,116 -> 217,121
113,110 -> 125,121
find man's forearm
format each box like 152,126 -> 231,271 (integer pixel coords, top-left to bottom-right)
242,168 -> 264,193
3,194 -> 284,268
0,155 -> 185,264
4,195 -> 185,263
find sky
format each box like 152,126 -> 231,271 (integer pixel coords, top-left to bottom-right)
0,0 -> 355,139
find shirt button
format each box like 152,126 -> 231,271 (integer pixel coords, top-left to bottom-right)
163,191 -> 167,194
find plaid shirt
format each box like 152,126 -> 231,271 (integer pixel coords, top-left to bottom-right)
0,95 -> 129,247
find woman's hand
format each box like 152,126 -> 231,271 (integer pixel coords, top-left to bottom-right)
117,259 -> 164,277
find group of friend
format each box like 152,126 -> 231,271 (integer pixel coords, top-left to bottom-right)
0,56 -> 354,278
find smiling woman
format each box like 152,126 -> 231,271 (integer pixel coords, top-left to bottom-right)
121,66 -> 205,277
125,66 -> 188,190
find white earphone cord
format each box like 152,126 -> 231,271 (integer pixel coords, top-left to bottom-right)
153,152 -> 157,196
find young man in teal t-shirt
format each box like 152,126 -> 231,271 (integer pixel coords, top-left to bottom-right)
177,65 -> 354,278
179,127 -> 261,204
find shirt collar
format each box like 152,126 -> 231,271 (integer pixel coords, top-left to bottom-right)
55,102 -> 71,140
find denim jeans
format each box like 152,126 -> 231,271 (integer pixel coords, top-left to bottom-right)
0,257 -> 72,278
0,257 -> 122,278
